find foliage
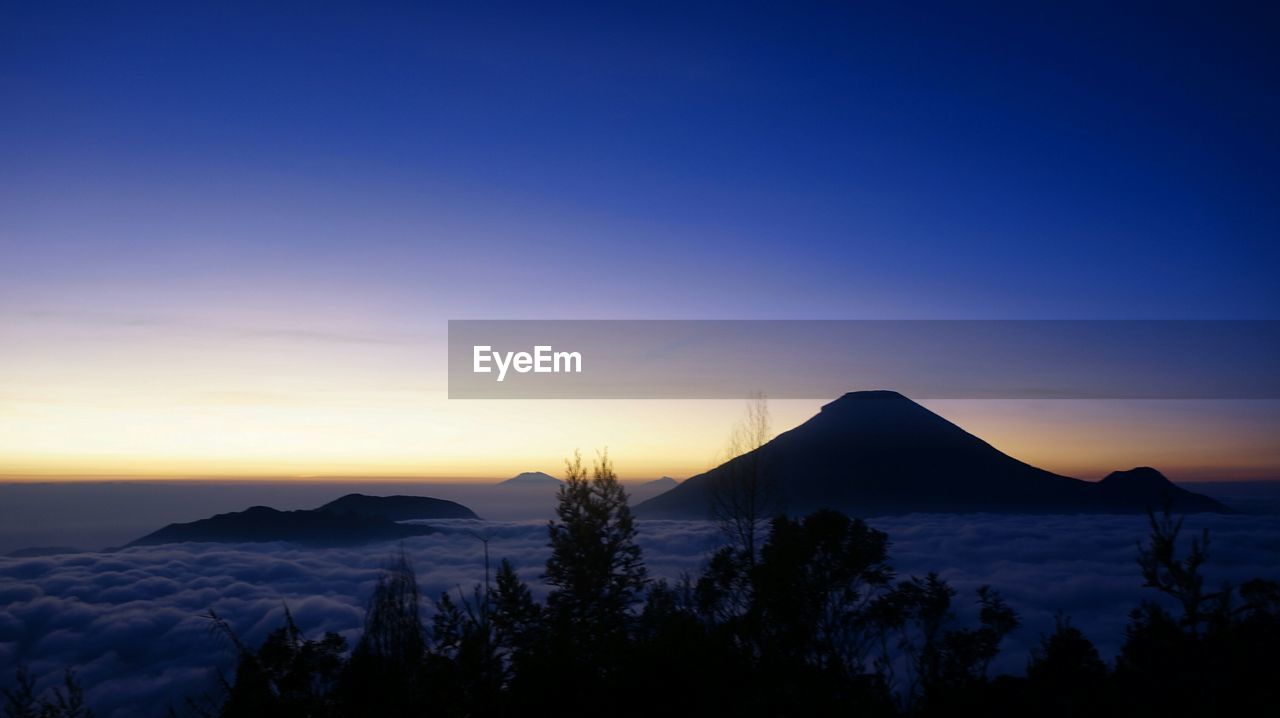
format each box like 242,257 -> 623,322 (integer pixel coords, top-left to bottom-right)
544,449 -> 647,661
206,606 -> 345,718
1113,505 -> 1280,717
2,668 -> 93,718
1026,615 -> 1109,717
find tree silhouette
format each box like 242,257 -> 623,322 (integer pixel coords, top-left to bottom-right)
753,511 -> 893,673
491,558 -> 544,676
544,450 -> 647,653
1116,505 -> 1280,716
709,393 -> 778,566
539,449 -> 648,710
1136,503 -> 1224,637
3,667 -> 93,718
427,585 -> 502,715
210,606 -> 345,718
356,548 -> 426,663
873,574 -> 1018,712
1026,615 -> 1108,717
335,548 -> 428,717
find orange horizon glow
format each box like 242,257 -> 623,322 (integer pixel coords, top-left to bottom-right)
4,309 -> 1278,485
3,397 -> 1278,484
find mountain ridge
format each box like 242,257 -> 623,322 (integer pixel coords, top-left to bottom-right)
126,490 -> 484,547
317,493 -> 479,521
635,390 -> 1228,518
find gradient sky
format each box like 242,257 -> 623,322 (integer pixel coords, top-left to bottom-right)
1,2 -> 1277,480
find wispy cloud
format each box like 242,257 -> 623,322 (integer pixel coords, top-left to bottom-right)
14,308 -> 424,347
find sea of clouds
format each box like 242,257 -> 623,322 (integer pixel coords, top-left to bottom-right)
2,513 -> 1279,717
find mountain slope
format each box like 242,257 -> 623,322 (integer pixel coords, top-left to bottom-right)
635,391 -> 1228,518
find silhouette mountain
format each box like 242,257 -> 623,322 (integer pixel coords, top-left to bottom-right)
635,391 -> 1228,518
126,506 -> 438,547
498,471 -> 562,486
627,476 -> 681,504
1095,467 -> 1213,506
317,493 -> 479,520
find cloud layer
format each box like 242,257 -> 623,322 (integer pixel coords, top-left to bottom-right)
2,514 -> 1278,717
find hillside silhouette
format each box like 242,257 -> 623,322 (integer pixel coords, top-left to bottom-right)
125,494 -> 486,547
317,494 -> 479,521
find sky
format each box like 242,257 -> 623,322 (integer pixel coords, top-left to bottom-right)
1,2 -> 1278,480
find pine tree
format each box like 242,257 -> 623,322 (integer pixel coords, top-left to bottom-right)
492,559 -> 542,659
544,450 -> 647,657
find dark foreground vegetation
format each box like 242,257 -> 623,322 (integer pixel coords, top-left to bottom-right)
6,451 -> 1279,717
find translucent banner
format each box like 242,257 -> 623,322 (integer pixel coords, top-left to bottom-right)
447,320 -> 1280,399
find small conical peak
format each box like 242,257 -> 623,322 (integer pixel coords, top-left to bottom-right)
499,471 -> 562,485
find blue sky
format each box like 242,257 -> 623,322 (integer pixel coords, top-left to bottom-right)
1,2 -> 1277,478
5,1 -> 1278,317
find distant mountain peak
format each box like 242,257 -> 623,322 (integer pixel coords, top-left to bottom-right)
642,476 -> 679,487
499,471 -> 562,486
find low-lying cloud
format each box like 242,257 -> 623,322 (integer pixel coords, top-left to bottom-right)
1,514 -> 1277,717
